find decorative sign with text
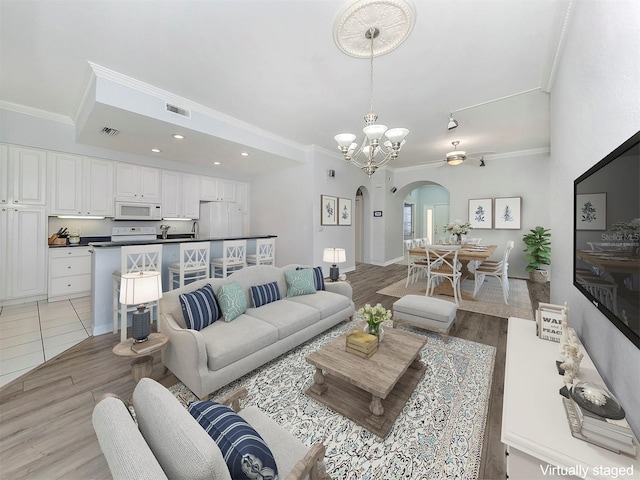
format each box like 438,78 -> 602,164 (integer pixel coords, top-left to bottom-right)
536,302 -> 568,342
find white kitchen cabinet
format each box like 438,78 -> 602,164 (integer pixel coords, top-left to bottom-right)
6,145 -> 47,205
48,246 -> 92,301
115,163 -> 161,201
49,154 -> 114,216
83,157 -> 114,216
48,152 -> 83,215
201,176 -> 235,202
162,171 -> 200,219
0,206 -> 47,303
0,144 -> 8,206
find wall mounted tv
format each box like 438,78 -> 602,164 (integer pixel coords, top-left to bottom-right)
574,130 -> 639,348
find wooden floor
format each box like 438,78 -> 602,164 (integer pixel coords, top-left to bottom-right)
0,263 -> 549,480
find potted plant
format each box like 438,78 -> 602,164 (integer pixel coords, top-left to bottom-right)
522,226 -> 551,283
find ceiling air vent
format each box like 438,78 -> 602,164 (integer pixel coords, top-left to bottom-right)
165,103 -> 191,118
100,127 -> 120,136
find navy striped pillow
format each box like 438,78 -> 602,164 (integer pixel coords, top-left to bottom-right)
297,266 -> 325,291
179,284 -> 220,330
188,401 -> 278,480
250,281 -> 281,308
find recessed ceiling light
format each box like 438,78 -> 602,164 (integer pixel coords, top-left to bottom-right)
172,134 -> 185,140
151,148 -> 161,153
241,152 -> 249,157
213,161 -> 221,165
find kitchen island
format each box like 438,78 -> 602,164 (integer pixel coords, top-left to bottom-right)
89,235 -> 276,336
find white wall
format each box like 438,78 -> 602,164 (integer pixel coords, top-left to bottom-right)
393,153 -> 551,278
251,146 -> 369,274
550,0 -> 640,436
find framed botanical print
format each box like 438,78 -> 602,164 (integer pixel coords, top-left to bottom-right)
468,198 -> 492,229
321,195 -> 337,226
576,193 -> 607,230
338,197 -> 352,226
494,197 -> 522,229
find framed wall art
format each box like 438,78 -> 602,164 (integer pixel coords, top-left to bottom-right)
468,198 -> 493,229
494,197 -> 522,229
576,193 -> 607,230
338,197 -> 352,226
321,195 -> 337,226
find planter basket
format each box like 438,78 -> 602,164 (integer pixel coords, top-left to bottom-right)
530,269 -> 549,284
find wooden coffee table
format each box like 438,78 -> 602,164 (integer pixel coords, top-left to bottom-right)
305,325 -> 427,437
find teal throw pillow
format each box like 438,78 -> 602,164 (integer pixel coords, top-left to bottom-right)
285,268 -> 316,297
216,281 -> 247,322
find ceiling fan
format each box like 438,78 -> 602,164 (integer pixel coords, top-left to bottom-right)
422,141 -> 495,167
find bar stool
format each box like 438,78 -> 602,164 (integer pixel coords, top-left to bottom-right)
112,245 -> 163,342
167,242 -> 210,290
210,240 -> 247,278
246,238 -> 275,266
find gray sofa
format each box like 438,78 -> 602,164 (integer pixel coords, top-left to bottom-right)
159,264 -> 354,399
93,377 -> 330,480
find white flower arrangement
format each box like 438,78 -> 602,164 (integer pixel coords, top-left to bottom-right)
358,303 -> 392,335
444,219 -> 472,236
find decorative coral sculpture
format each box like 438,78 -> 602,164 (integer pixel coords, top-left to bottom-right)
582,385 -> 607,406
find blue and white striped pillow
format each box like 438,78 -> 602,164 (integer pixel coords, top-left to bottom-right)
188,401 -> 278,480
296,266 -> 326,291
179,284 -> 220,331
250,281 -> 281,308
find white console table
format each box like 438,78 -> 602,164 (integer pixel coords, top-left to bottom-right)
502,317 -> 639,479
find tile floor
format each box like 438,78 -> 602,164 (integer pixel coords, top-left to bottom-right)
0,297 -> 91,388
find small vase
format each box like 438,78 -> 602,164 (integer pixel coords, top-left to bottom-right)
363,324 -> 384,342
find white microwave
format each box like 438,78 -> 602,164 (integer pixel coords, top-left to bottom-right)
114,201 -> 162,220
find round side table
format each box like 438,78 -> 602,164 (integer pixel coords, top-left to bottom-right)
112,333 -> 169,383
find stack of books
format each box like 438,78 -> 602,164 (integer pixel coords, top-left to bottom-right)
573,400 -> 637,456
346,331 -> 378,359
131,336 -> 164,354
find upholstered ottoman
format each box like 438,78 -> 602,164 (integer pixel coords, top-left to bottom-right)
392,295 -> 456,343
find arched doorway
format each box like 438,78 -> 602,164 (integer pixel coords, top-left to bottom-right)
398,182 -> 450,246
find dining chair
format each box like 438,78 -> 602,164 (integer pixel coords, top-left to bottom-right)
112,245 -> 163,342
211,239 -> 247,278
167,242 -> 210,290
473,240 -> 514,304
405,251 -> 428,287
424,245 -> 462,305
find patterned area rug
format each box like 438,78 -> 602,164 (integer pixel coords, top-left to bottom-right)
377,276 -> 534,320
170,321 -> 496,479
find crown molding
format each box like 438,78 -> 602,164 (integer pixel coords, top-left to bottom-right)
0,101 -> 75,125
542,0 -> 574,93
483,147 -> 549,160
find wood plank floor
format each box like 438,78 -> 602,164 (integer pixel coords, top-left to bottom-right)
0,263 -> 548,479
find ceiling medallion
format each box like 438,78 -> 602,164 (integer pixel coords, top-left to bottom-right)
333,0 -> 416,58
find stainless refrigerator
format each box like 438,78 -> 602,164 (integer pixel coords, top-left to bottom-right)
199,202 -> 243,238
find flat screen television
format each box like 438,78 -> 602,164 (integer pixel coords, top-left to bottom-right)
574,130 -> 640,348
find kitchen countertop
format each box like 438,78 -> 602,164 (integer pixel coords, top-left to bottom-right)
87,234 -> 277,248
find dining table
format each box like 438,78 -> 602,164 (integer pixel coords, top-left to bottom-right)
408,244 -> 498,301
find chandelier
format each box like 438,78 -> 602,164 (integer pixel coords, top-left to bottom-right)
334,26 -> 409,177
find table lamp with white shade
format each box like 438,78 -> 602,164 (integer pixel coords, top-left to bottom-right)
119,271 -> 163,343
323,247 -> 346,282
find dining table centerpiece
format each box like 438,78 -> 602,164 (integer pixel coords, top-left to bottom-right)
444,219 -> 472,244
358,303 -> 392,342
